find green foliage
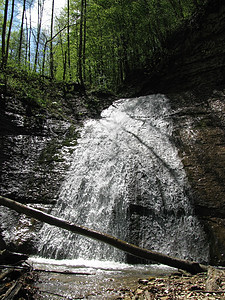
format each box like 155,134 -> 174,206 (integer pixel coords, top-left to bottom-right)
57,0 -> 201,90
0,65 -> 66,118
0,0 -> 206,93
0,0 -> 3,28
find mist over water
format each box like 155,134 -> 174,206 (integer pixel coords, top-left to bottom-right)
38,95 -> 209,263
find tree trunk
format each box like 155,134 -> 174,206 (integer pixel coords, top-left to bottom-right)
0,196 -> 208,275
5,0 -> 15,67
82,0 -> 87,82
63,50 -> 67,81
18,0 -> 26,65
78,0 -> 84,85
34,0 -> 44,72
28,4 -> 32,70
1,0 -> 9,69
50,0 -> 55,79
67,0 -> 72,80
41,34 -> 47,75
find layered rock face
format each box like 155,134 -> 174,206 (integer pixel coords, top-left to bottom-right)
170,90 -> 225,265
0,89 -> 113,252
0,97 -> 70,204
0,95 -> 77,252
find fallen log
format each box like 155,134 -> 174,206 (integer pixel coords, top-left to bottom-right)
32,268 -> 94,275
0,249 -> 28,265
1,281 -> 23,300
0,195 -> 208,274
0,265 -> 93,275
0,268 -> 14,281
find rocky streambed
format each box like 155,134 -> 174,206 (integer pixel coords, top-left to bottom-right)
26,258 -> 225,299
2,253 -> 225,300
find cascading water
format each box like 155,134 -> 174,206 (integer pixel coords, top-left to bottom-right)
38,94 -> 209,263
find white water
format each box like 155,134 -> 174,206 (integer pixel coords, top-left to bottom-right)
30,256 -> 176,273
38,95 -> 209,263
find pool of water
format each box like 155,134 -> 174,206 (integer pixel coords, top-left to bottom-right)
29,257 -> 177,299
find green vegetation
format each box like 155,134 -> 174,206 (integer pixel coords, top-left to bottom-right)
1,0 -> 207,94
0,65 -> 67,116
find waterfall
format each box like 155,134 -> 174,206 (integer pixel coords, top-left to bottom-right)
38,95 -> 208,263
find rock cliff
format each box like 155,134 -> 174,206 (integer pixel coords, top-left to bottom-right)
170,90 -> 225,266
0,84 -> 113,252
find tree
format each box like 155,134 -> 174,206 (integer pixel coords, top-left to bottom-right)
67,0 -> 71,80
50,0 -> 55,78
1,0 -> 9,68
4,0 -> 15,67
27,0 -> 33,70
34,0 -> 45,71
18,0 -> 26,64
77,0 -> 85,85
0,0 -> 206,89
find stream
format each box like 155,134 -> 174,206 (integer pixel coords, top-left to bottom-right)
30,257 -> 177,299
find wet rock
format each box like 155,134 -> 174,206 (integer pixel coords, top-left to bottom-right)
121,271 -> 225,299
0,94 -> 80,253
170,90 -> 225,265
0,81 -> 115,254
206,266 -> 225,291
138,279 -> 149,285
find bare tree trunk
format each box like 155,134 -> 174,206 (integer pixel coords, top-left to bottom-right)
82,0 -> 87,82
34,0 -> 45,72
63,51 -> 67,81
67,0 -> 72,80
1,0 -> 9,69
25,12 -> 28,67
5,0 -> 15,67
18,0 -> 26,65
78,0 -> 84,85
41,34 -> 48,75
0,196 -> 208,275
58,26 -> 66,81
50,0 -> 55,79
28,4 -> 32,70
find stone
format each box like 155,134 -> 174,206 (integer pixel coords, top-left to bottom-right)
206,266 -> 225,291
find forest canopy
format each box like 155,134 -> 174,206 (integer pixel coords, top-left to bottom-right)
1,0 -> 206,91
